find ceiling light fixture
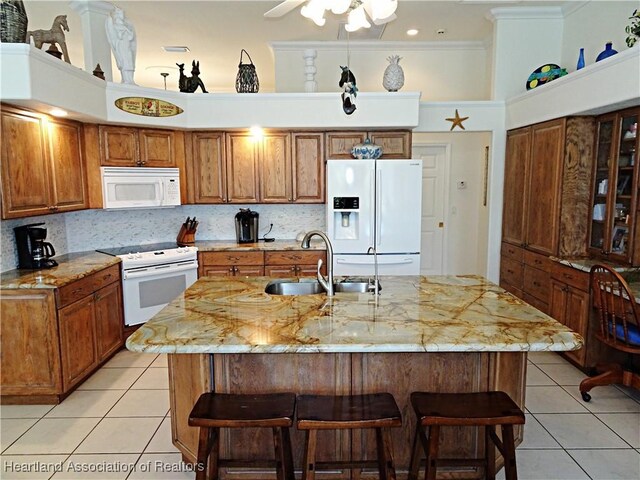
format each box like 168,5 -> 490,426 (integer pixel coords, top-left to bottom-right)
296,0 -> 398,32
406,28 -> 418,36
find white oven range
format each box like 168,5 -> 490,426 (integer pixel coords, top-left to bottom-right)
97,243 -> 198,326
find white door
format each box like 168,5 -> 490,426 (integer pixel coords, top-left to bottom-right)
414,145 -> 448,275
376,160 -> 422,253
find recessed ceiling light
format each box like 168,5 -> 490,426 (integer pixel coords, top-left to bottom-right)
406,29 -> 419,36
162,46 -> 190,53
50,108 -> 67,117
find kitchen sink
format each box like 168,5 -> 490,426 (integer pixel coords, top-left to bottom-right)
264,279 -> 380,295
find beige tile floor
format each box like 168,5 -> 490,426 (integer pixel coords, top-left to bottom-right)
1,349 -> 638,479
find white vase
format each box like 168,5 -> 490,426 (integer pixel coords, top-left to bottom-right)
382,55 -> 404,92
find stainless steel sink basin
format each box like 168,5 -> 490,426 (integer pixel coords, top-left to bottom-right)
265,280 -> 380,295
264,280 -> 324,295
334,281 -> 372,293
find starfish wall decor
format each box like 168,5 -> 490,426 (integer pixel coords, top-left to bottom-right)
446,109 -> 469,131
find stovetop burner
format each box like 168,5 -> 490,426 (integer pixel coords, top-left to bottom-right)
96,242 -> 180,257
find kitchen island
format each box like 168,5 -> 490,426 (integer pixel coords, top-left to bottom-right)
126,275 -> 583,479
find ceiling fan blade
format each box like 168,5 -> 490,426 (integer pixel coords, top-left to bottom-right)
264,0 -> 307,18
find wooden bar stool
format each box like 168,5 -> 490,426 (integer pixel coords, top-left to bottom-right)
296,393 -> 402,480
188,392 -> 296,480
408,391 -> 525,480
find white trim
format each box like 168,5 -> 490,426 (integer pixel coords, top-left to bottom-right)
486,6 -> 564,22
270,40 -> 486,52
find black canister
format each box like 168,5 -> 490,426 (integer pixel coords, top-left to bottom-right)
235,208 -> 259,243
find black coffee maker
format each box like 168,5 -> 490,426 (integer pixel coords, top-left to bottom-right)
235,208 -> 259,243
14,223 -> 58,269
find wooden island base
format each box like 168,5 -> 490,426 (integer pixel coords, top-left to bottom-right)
168,351 -> 526,479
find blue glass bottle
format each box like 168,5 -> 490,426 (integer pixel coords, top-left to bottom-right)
577,48 -> 585,70
596,42 -> 618,62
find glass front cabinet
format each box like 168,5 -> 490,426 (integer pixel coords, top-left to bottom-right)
589,108 -> 639,264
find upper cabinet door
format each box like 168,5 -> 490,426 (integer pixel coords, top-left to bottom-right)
525,119 -> 565,255
190,132 -> 227,203
47,119 -> 88,212
1,109 -> 51,218
292,132 -> 324,203
368,131 -> 412,158
99,126 -> 138,166
326,131 -> 367,159
139,129 -> 176,167
260,133 -> 291,203
226,133 -> 260,203
502,127 -> 531,247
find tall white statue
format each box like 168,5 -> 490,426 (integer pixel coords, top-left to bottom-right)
105,6 -> 136,84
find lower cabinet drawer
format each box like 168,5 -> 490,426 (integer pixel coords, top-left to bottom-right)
264,250 -> 325,265
550,262 -> 590,291
500,282 -> 523,299
200,251 -> 264,266
501,242 -> 524,263
523,265 -> 550,303
500,257 -> 523,289
523,250 -> 552,272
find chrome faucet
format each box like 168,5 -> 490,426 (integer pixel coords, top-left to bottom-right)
367,246 -> 380,295
301,230 -> 334,296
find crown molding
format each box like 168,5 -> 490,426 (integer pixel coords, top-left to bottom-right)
270,40 -> 486,52
486,6 -> 564,22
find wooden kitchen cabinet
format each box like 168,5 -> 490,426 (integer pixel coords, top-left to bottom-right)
99,125 -> 177,167
258,133 -> 291,203
264,250 -> 327,277
0,264 -> 124,403
188,131 -> 227,203
292,132 -> 325,203
0,290 -> 62,398
500,117 -> 596,307
199,251 -> 265,277
95,282 -> 124,361
326,130 -> 412,159
1,105 -> 88,219
588,107 -> 640,265
225,132 -> 261,203
59,295 -> 99,391
549,263 -> 590,366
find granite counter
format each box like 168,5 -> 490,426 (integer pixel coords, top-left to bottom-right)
0,251 -> 120,289
126,275 -> 581,474
126,275 -> 583,354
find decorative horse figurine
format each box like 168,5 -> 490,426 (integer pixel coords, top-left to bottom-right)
27,15 -> 71,63
176,61 -> 208,93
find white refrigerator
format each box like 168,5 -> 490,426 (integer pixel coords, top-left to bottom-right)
327,159 -> 422,275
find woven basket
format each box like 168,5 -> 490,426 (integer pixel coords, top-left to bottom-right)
1,1 -> 28,43
235,49 -> 259,93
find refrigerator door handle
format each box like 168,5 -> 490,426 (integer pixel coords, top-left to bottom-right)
376,168 -> 382,248
370,171 -> 376,249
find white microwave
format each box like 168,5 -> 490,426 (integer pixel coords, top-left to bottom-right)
101,167 -> 181,209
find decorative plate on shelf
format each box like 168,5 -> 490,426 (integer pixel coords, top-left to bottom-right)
526,64 -> 568,90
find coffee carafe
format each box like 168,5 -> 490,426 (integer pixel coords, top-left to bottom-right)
14,223 -> 58,269
235,208 -> 259,243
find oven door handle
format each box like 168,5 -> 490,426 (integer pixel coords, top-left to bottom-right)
123,261 -> 198,280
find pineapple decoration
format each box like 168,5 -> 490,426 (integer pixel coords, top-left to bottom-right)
382,55 -> 405,92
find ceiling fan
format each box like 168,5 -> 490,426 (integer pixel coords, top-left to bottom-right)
264,0 -> 398,31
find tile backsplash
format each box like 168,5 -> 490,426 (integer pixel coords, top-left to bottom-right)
1,204 -> 325,272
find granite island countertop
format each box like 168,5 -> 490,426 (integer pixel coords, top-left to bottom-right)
126,275 -> 583,354
0,251 -> 120,289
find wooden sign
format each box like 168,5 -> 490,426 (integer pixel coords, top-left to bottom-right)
114,97 -> 183,117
